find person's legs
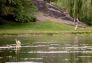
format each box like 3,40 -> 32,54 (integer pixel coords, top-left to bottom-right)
74,18 -> 78,30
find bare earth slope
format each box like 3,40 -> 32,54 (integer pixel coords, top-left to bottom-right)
32,0 -> 86,27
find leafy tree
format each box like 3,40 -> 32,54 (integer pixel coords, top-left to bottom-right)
55,0 -> 92,25
0,0 -> 37,23
15,0 -> 37,23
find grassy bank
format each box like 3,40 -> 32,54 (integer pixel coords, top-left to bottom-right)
0,21 -> 92,34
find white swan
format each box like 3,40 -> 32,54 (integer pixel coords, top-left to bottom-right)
16,39 -> 21,47
15,39 -> 21,55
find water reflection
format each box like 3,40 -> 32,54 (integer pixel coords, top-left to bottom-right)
0,39 -> 22,62
0,48 -> 15,63
0,34 -> 92,63
15,39 -> 21,62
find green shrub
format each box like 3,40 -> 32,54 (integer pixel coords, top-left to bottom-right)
16,14 -> 36,23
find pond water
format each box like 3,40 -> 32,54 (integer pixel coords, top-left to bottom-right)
0,34 -> 92,63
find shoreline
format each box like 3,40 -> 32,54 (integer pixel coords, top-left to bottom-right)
0,31 -> 92,35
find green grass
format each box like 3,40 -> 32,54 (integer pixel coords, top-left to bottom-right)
0,20 -> 92,34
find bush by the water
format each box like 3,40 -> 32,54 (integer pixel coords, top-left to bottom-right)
0,0 -> 37,23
